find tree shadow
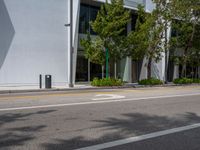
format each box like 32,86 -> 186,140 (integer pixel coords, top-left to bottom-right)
93,112 -> 200,135
0,109 -> 56,127
42,112 -> 200,150
0,109 -> 56,149
0,125 -> 46,148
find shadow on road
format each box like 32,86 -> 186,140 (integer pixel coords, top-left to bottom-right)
93,112 -> 200,134
0,109 -> 56,149
42,112 -> 200,150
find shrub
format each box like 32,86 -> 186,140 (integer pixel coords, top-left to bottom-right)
193,78 -> 200,83
91,78 -> 124,87
173,78 -> 193,84
139,78 -> 163,85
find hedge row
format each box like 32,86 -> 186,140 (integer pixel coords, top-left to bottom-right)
138,78 -> 163,85
173,78 -> 200,84
91,78 -> 124,86
91,77 -> 200,86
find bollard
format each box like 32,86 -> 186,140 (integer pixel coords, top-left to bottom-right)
39,74 -> 42,89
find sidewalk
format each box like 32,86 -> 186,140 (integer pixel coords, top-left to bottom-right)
0,82 -> 198,94
0,84 -> 95,94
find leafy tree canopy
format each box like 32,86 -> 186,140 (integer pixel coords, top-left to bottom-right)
81,0 -> 131,65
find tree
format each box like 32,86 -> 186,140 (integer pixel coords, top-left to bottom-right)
81,34 -> 105,66
127,5 -> 164,79
80,34 -> 105,78
81,0 -> 131,79
170,0 -> 200,78
153,0 -> 173,82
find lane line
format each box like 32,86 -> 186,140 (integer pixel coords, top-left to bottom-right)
0,91 -> 123,101
0,86 -> 199,101
0,93 -> 199,112
76,123 -> 200,150
92,94 -> 125,101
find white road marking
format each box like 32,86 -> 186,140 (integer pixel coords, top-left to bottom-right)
92,94 -> 125,100
0,93 -> 199,112
76,123 -> 200,150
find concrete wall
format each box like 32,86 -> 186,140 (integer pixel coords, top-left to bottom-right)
145,0 -> 155,12
124,0 -> 145,8
0,0 -> 169,86
0,0 -> 69,87
72,0 -> 80,85
95,0 -> 145,9
0,0 -> 15,71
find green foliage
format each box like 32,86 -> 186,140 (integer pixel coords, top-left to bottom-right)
80,0 -> 131,66
169,0 -> 200,77
153,0 -> 175,82
173,78 -> 200,84
127,5 -> 165,79
126,5 -> 148,60
80,34 -> 105,65
173,78 -> 193,84
91,0 -> 130,41
91,78 -> 124,87
139,78 -> 163,85
140,5 -> 164,62
193,79 -> 200,83
170,0 -> 200,22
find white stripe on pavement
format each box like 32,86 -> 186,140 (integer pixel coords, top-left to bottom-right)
92,94 -> 125,100
76,123 -> 200,150
0,93 -> 199,112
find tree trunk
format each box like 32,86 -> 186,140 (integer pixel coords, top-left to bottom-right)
88,59 -> 90,82
102,65 -> 104,79
164,50 -> 169,82
195,67 -> 198,79
191,66 -> 194,79
147,57 -> 152,79
181,64 -> 186,78
182,23 -> 196,78
164,23 -> 169,83
114,61 -> 117,79
173,65 -> 179,80
106,48 -> 109,79
164,50 -> 168,82
198,66 -> 200,79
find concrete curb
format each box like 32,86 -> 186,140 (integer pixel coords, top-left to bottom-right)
0,84 -> 199,95
0,86 -> 133,95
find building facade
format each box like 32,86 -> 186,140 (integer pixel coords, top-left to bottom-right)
0,0 -> 170,87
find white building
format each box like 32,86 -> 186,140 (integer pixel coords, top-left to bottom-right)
0,0 -> 171,87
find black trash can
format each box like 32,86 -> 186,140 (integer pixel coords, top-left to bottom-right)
45,75 -> 52,89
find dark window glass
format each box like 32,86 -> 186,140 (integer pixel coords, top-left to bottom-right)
79,5 -> 90,34
171,28 -> 177,37
76,55 -> 88,82
131,14 -> 138,31
79,4 -> 99,35
90,7 -> 98,35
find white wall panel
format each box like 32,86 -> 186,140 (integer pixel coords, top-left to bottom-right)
0,0 -> 69,86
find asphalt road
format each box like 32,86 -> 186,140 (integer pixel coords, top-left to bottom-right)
0,86 -> 200,150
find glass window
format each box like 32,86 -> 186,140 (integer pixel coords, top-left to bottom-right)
79,5 -> 90,34
89,6 -> 99,35
79,4 -> 99,35
76,55 -> 88,82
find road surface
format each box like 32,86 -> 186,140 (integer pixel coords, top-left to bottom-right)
0,86 -> 200,150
